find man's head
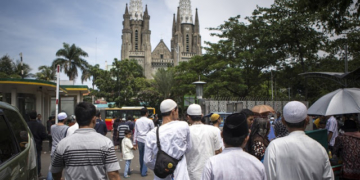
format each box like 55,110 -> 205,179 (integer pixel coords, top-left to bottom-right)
127,115 -> 133,121
240,109 -> 254,129
160,99 -> 178,120
222,113 -> 249,148
37,114 -> 42,120
49,116 -> 55,121
75,102 -> 97,127
58,112 -> 67,122
28,110 -> 37,120
186,104 -> 202,123
276,111 -> 281,118
141,107 -> 148,117
210,113 -> 221,124
282,101 -> 308,130
96,111 -> 101,118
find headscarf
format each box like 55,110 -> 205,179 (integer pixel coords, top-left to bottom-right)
247,117 -> 270,150
274,120 -> 289,138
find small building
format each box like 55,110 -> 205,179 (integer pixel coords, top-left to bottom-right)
0,78 -> 89,125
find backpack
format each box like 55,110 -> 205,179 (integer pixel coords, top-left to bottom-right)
154,127 -> 183,178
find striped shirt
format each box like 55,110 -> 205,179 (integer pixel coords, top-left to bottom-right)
51,128 -> 120,180
117,122 -> 130,139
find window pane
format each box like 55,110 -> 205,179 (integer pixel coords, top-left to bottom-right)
106,110 -> 113,119
3,109 -> 29,152
0,115 -> 19,165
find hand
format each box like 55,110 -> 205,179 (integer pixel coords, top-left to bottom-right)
133,145 -> 138,150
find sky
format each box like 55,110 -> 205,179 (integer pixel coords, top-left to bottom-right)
0,0 -> 273,87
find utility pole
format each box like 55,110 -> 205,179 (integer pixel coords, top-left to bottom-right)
19,53 -> 24,79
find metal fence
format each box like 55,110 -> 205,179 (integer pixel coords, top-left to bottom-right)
202,97 -> 308,115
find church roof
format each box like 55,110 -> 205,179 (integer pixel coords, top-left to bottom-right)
152,39 -> 171,53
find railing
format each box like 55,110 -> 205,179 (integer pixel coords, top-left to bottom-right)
129,51 -> 145,56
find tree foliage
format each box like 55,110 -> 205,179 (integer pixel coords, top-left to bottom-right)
35,65 -> 55,81
0,55 -> 32,79
52,42 -> 89,81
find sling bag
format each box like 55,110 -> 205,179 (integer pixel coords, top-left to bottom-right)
154,126 -> 183,178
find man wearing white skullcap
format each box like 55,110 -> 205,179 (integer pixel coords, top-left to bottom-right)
264,101 -> 334,180
144,99 -> 191,180
185,104 -> 222,180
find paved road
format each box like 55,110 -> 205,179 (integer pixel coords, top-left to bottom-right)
39,132 -> 154,180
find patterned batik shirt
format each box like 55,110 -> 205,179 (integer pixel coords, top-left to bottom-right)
333,132 -> 360,179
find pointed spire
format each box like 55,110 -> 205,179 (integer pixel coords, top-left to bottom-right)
195,8 -> 199,33
125,3 -> 129,15
144,4 -> 148,16
172,13 -> 176,36
177,6 -> 181,32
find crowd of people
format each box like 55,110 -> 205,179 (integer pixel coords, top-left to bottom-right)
25,99 -> 360,180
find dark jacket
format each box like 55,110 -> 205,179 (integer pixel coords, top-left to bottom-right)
94,119 -> 107,135
27,120 -> 48,151
125,120 -> 134,131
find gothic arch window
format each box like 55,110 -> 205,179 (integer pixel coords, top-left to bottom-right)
135,30 -> 138,50
186,34 -> 189,52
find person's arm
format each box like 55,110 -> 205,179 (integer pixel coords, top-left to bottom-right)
51,148 -> 65,180
328,131 -> 333,143
40,125 -> 48,140
144,132 -> 155,170
107,171 -> 121,180
214,129 -> 222,155
133,124 -> 138,146
201,160 -> 213,180
323,150 -> 335,180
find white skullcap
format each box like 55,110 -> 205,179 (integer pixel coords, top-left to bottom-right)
58,112 -> 67,121
187,104 -> 202,115
160,99 -> 177,113
283,101 -> 307,123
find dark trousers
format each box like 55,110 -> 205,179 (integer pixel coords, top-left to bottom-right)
37,150 -> 41,175
138,142 -> 147,176
119,138 -> 124,152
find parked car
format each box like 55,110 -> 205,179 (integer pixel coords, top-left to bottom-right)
0,102 -> 38,179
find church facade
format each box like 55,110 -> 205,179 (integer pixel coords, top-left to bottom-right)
120,0 -> 202,79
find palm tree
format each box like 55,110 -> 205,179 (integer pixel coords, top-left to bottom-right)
52,42 -> 89,81
14,60 -> 33,78
35,66 -> 56,81
153,68 -> 175,99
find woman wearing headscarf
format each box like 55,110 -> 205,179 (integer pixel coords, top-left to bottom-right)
274,117 -> 289,139
247,117 -> 270,161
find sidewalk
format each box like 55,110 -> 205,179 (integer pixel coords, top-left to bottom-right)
40,132 -> 154,180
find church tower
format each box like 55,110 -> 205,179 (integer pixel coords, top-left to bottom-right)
121,0 -> 152,79
171,0 -> 202,65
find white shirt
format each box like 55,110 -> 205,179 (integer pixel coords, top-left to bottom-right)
122,137 -> 134,160
186,124 -> 222,180
202,147 -> 266,180
144,121 -> 191,180
264,131 -> 334,180
215,127 -> 224,150
326,116 -> 338,146
134,116 -> 154,145
66,122 -> 79,136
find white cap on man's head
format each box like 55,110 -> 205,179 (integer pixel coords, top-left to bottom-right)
160,99 -> 177,113
283,101 -> 307,123
187,104 -> 202,116
58,112 -> 67,121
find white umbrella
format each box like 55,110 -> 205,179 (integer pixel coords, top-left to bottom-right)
308,88 -> 360,116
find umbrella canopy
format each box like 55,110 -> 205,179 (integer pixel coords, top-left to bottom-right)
308,88 -> 360,116
251,105 -> 275,114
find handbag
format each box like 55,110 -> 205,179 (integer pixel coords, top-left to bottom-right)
154,126 -> 183,178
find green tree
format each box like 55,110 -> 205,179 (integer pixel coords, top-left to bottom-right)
35,65 -> 55,81
0,55 -> 32,79
52,42 -> 89,81
153,68 -> 175,99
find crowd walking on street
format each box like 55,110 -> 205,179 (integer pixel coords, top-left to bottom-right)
26,98 -> 360,180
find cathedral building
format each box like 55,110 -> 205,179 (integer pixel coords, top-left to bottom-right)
120,0 -> 202,79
